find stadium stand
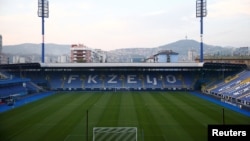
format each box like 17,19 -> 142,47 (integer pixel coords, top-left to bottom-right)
36,72 -> 196,91
0,78 -> 29,96
0,68 -> 46,106
0,62 -> 249,110
203,69 -> 250,109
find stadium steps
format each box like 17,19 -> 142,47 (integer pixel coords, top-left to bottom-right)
61,78 -> 65,89
99,74 -> 105,89
162,78 -> 166,89
138,74 -> 145,89
207,85 -> 217,92
80,75 -> 86,89
224,74 -> 238,83
207,79 -> 219,87
27,81 -> 45,93
180,76 -> 186,89
157,74 -> 165,89
81,80 -> 85,89
240,78 -> 250,84
122,78 -> 125,88
208,72 -> 240,92
193,74 -> 201,89
219,71 -> 250,94
141,80 -> 145,89
0,72 -> 8,79
219,84 -> 241,95
177,74 -> 185,89
236,93 -> 250,99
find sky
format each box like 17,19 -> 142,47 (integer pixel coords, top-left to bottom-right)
0,0 -> 250,51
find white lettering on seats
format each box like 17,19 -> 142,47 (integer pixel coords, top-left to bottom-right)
146,75 -> 152,84
127,75 -> 137,83
67,75 -> 79,83
108,75 -> 117,83
88,75 -> 97,83
166,75 -> 176,83
146,75 -> 157,85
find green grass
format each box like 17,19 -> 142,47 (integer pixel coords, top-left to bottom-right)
0,91 -> 249,141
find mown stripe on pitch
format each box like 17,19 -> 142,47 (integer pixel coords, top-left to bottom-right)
37,92 -> 103,141
180,92 -> 250,124
0,93 -> 76,141
87,92 -> 113,126
132,92 -> 165,141
9,93 -> 86,141
117,92 -> 138,127
94,92 -> 122,141
0,93 -> 65,125
96,92 -> 122,127
166,92 -> 219,124
143,92 -> 193,141
153,92 -> 206,141
68,92 -> 113,137
177,92 -> 224,124
4,92 -> 98,141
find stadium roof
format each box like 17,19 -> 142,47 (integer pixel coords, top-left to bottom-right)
0,62 -> 247,70
40,62 -> 204,68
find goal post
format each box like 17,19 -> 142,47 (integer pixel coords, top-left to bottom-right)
93,127 -> 137,141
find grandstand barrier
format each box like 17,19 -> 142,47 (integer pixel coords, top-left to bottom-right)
54,87 -> 193,92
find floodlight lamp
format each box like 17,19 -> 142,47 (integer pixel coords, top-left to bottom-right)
196,0 -> 207,18
38,0 -> 49,18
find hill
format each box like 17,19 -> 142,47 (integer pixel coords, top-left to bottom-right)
158,39 -> 232,56
2,40 -> 234,62
2,43 -> 70,55
107,39 -> 234,61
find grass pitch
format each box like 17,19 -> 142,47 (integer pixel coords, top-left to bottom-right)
0,91 -> 249,141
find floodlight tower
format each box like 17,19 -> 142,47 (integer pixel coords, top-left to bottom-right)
38,0 -> 49,63
196,0 -> 207,62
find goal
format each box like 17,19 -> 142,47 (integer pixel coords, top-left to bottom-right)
93,127 -> 137,141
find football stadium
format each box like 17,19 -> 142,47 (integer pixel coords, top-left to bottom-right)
0,62 -> 250,141
1,0 -> 250,140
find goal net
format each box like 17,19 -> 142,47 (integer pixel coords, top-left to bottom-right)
93,127 -> 137,141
